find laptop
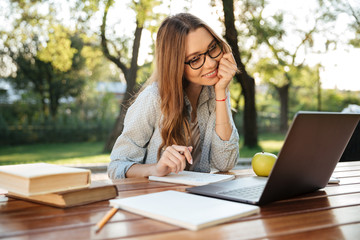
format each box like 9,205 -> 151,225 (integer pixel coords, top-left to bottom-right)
187,111 -> 360,205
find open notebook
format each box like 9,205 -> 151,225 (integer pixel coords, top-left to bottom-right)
110,190 -> 259,231
148,171 -> 235,186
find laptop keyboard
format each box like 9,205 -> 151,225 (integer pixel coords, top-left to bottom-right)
217,184 -> 265,200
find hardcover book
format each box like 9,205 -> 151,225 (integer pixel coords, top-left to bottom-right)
0,163 -> 91,196
7,180 -> 118,208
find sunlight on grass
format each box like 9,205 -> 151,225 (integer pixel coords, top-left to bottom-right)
240,133 -> 285,158
259,140 -> 284,155
47,154 -> 111,165
0,142 -> 110,165
0,133 -> 286,165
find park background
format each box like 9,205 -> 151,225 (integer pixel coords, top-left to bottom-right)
0,0 -> 359,166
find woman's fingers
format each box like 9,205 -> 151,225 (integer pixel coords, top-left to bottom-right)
171,145 -> 193,165
218,53 -> 237,77
166,147 -> 186,172
216,53 -> 237,91
222,52 -> 237,65
162,155 -> 178,172
219,58 -> 237,77
158,145 -> 193,174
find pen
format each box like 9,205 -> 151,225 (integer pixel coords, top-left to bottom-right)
95,207 -> 118,233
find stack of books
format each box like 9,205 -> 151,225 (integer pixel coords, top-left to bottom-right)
0,163 -> 118,208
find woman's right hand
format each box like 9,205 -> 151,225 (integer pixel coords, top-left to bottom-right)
153,145 -> 193,176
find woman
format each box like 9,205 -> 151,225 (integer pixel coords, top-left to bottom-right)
108,13 -> 239,179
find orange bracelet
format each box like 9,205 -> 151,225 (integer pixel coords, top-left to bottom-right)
215,96 -> 227,102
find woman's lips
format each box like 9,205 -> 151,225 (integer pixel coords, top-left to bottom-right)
202,68 -> 218,78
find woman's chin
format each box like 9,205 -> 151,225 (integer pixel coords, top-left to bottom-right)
205,77 -> 220,86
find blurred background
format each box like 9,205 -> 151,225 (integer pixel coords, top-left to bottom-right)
0,0 -> 359,165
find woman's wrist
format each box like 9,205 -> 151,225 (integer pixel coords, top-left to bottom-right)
215,90 -> 227,102
148,163 -> 158,177
215,96 -> 227,102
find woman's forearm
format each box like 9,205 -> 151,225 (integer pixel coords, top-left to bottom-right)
214,91 -> 232,140
125,163 -> 157,178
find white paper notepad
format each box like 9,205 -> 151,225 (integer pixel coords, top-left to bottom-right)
148,171 -> 235,186
110,190 -> 259,231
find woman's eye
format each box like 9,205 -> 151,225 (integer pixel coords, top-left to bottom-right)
191,56 -> 201,63
209,44 -> 217,52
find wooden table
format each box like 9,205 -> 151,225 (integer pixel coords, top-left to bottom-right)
1,161 -> 360,239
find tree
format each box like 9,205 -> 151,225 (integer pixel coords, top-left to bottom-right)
319,0 -> 360,48
238,0 -> 327,132
101,0 -> 162,152
0,1 -> 92,120
221,0 -> 258,147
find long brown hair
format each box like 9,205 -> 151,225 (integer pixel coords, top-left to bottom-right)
152,13 -> 232,159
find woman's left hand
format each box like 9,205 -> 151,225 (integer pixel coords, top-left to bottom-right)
215,53 -> 238,92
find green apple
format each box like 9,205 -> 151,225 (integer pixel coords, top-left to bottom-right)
251,152 -> 277,177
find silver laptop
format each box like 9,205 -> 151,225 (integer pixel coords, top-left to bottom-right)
187,111 -> 360,205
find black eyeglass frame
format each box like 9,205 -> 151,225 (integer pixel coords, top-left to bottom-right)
184,41 -> 223,70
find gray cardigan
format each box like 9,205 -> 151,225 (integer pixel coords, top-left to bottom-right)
108,83 -> 239,179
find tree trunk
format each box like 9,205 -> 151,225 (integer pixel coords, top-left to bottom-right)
222,0 -> 258,147
48,78 -> 59,119
102,11 -> 143,152
276,84 -> 289,133
103,91 -> 132,152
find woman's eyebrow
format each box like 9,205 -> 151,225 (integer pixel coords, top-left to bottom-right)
186,39 -> 217,60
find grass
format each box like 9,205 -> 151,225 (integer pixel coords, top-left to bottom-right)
0,133 -> 286,165
0,142 -> 110,165
239,132 -> 285,158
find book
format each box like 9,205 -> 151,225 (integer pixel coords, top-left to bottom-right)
7,180 -> 118,208
109,190 -> 259,231
0,163 -> 91,196
148,171 -> 235,186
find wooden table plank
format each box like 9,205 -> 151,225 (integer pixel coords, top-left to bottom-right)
1,161 -> 360,240
332,170 -> 360,178
1,219 -> 180,240
2,189 -> 360,238
4,205 -> 360,240
335,176 -> 360,185
333,165 -> 360,172
336,161 -> 360,167
114,205 -> 360,240
269,222 -> 360,240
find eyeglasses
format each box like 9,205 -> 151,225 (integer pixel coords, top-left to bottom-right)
184,41 -> 222,70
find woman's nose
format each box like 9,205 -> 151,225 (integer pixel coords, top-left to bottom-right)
203,54 -> 217,69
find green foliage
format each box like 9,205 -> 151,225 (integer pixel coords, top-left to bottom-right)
137,61 -> 153,85
81,45 -> 103,70
254,58 -> 288,87
0,112 -> 115,145
132,0 -> 162,27
5,33 -> 88,118
38,25 -> 78,72
321,90 -> 360,112
0,77 -> 119,145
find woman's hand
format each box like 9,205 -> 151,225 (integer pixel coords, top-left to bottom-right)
215,53 -> 238,93
153,145 -> 193,177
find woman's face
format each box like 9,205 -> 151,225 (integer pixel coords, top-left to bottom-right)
184,27 -> 223,87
